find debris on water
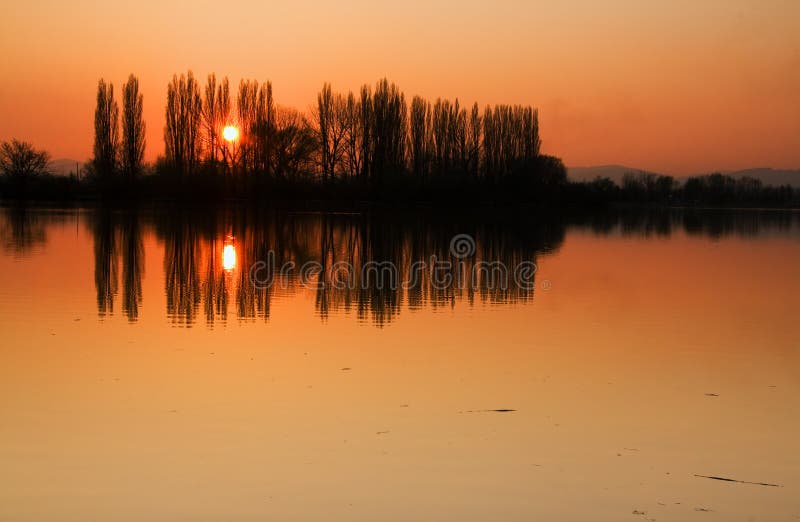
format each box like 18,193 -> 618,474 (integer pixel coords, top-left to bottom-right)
694,507 -> 713,512
632,510 -> 646,515
694,474 -> 782,487
704,393 -> 719,397
460,409 -> 517,413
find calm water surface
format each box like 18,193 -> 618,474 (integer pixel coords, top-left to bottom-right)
1,207 -> 799,521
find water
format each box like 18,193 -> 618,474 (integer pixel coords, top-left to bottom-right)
1,206 -> 799,521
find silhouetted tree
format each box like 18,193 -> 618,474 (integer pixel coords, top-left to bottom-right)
236,80 -> 258,173
466,103 -> 481,178
315,83 -> 347,182
359,85 -> 374,180
235,79 -> 276,175
253,81 -> 276,175
622,172 -> 675,202
202,74 -> 230,163
165,71 -> 202,176
410,96 -> 432,179
0,140 -> 50,179
93,79 -> 119,179
273,107 -> 317,178
121,74 -> 146,180
370,78 -> 406,183
341,92 -> 363,179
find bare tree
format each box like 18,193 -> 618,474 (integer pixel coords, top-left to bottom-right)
342,91 -> 362,179
236,79 -> 259,172
466,102 -> 481,178
314,83 -> 347,182
202,74 -> 230,163
0,139 -> 50,178
165,71 -> 202,176
273,106 -> 317,178
482,105 -> 498,179
371,78 -> 406,182
121,74 -> 146,179
409,95 -> 431,179
359,85 -> 373,180
93,79 -> 119,179
254,81 -> 275,175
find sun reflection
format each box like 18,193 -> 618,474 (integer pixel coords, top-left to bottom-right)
222,238 -> 237,271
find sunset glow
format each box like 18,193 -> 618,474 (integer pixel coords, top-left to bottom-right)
0,0 -> 797,174
1,1 -> 799,519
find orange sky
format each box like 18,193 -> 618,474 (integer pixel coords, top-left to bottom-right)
1,0 -> 798,174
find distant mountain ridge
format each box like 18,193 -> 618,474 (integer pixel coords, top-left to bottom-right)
568,165 -> 800,188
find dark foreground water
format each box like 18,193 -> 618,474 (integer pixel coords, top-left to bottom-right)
1,206 -> 799,521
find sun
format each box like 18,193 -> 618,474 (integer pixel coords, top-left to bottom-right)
222,125 -> 239,142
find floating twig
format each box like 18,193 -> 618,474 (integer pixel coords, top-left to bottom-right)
694,474 -> 782,487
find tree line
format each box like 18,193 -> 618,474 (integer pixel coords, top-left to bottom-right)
571,171 -> 799,207
152,71 -> 563,195
1,70 -> 798,206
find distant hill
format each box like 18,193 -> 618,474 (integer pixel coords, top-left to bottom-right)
48,158 -> 84,176
568,165 -> 800,188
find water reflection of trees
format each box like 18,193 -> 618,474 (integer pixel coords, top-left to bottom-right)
90,209 -> 143,321
572,208 -> 800,239
80,207 -> 799,326
148,209 -> 566,326
0,206 -> 59,256
120,212 -> 144,321
93,209 -> 118,316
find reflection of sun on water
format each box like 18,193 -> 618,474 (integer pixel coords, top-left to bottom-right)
223,242 -> 236,271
